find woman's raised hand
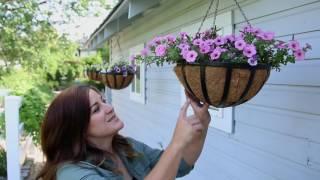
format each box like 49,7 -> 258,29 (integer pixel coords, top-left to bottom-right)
171,99 -> 205,150
171,100 -> 193,149
185,91 -> 211,126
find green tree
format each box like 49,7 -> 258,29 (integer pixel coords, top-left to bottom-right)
0,0 -> 113,143
0,0 -> 111,72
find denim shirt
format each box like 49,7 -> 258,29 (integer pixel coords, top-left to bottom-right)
57,138 -> 194,180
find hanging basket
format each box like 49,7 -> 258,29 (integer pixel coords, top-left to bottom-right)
174,62 -> 271,108
100,72 -> 134,90
87,70 -> 101,81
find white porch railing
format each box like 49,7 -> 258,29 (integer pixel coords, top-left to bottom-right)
5,96 -> 22,180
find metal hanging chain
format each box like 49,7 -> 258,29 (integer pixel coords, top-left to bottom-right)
233,0 -> 251,26
212,0 -> 219,28
116,35 -> 123,59
116,18 -> 124,59
197,0 -> 216,34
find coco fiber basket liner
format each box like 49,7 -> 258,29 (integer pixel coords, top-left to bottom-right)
174,62 -> 271,108
87,70 -> 101,81
100,73 -> 134,90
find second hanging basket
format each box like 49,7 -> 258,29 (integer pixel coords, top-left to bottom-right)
174,62 -> 271,108
100,72 -> 134,90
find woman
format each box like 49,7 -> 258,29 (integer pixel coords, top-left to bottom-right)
37,84 -> 211,180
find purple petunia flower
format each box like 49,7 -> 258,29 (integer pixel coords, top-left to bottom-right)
243,25 -> 253,33
305,43 -> 312,50
252,27 -> 262,35
165,34 -> 176,43
205,39 -> 215,46
235,39 -> 246,50
225,35 -> 235,42
199,41 -> 207,48
200,44 -> 211,54
180,32 -> 187,37
181,50 -> 188,60
193,38 -> 203,46
114,66 -> 121,73
261,31 -> 275,41
155,44 -> 167,57
214,36 -> 226,46
288,41 -> 300,51
152,36 -> 163,44
239,32 -> 245,39
248,56 -> 258,66
129,55 -> 136,62
243,44 -> 257,58
294,49 -> 305,60
121,66 -> 127,72
216,46 -> 227,52
210,48 -> 222,60
302,43 -> 312,52
185,50 -> 198,62
178,43 -> 190,51
147,41 -> 156,48
140,48 -> 149,57
276,43 -> 287,49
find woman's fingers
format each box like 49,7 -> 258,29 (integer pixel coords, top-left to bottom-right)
179,99 -> 190,119
187,115 -> 204,132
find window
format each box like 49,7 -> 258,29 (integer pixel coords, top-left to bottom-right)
129,44 -> 146,104
180,11 -> 234,133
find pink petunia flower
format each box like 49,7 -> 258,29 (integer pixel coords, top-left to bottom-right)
243,44 -> 257,58
199,41 -> 208,48
256,32 -> 264,39
193,38 -> 203,46
294,49 -> 305,60
288,40 -> 300,51
225,35 -> 235,42
200,44 -> 211,54
252,27 -> 262,35
180,32 -> 187,37
140,48 -> 149,57
243,25 -> 253,33
166,34 -> 176,43
147,41 -> 156,48
234,39 -> 246,50
262,31 -> 275,41
216,46 -> 227,52
185,50 -> 198,62
178,43 -> 190,51
155,45 -> 167,57
129,55 -> 136,62
214,36 -> 226,46
205,39 -> 215,46
210,48 -> 222,60
276,43 -> 287,49
152,36 -> 163,44
181,49 -> 189,60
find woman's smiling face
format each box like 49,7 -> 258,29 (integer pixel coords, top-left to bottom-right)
87,89 -> 124,139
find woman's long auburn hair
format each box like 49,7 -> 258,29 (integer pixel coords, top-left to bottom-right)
36,85 -> 136,180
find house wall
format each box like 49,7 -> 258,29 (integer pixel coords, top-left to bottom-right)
108,0 -> 320,179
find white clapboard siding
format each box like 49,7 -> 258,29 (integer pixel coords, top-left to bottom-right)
99,0 -> 320,179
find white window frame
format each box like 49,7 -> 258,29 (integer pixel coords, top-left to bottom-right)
129,44 -> 146,104
180,11 -> 234,133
